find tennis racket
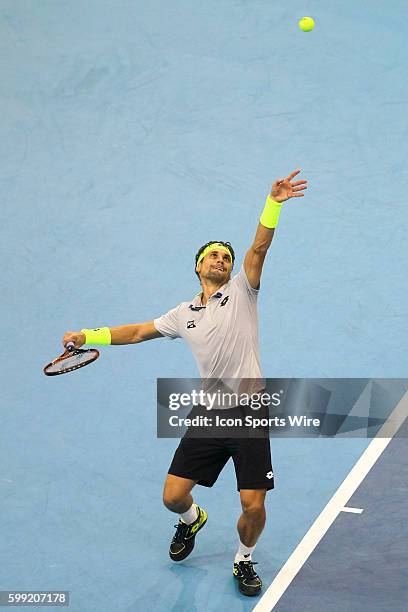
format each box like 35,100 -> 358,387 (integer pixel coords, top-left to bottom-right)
43,342 -> 99,376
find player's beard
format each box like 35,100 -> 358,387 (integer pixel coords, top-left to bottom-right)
205,267 -> 229,283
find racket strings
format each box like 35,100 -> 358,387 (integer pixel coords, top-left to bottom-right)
44,348 -> 99,375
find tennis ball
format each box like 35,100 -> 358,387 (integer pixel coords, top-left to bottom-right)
299,16 -> 315,32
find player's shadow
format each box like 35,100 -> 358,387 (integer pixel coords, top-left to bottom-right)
168,551 -> 236,610
125,567 -> 207,612
167,562 -> 209,612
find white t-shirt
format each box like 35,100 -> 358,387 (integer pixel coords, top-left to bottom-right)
154,264 -> 264,405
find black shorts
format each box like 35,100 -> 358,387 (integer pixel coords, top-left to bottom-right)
168,405 -> 274,491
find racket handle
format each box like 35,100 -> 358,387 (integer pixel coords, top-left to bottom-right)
65,342 -> 76,350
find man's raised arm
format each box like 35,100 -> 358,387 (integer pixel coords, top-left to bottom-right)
62,321 -> 162,349
244,168 -> 307,289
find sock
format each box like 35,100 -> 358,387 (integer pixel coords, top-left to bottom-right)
180,503 -> 198,525
235,541 -> 256,563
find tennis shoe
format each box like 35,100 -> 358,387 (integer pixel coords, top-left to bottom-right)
169,504 -> 207,562
233,560 -> 262,596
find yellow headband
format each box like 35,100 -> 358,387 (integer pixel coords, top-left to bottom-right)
196,243 -> 233,267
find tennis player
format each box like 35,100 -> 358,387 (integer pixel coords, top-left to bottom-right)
63,169 -> 307,597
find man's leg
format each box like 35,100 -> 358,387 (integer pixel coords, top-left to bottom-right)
163,474 -> 208,562
164,432 -> 228,562
233,489 -> 267,596
163,474 -> 197,513
237,489 -> 267,547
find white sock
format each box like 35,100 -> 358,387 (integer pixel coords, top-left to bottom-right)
235,541 -> 256,563
180,503 -> 198,525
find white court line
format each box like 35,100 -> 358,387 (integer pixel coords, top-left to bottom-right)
253,390 -> 408,612
341,506 -> 363,514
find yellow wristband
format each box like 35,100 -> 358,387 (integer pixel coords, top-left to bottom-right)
260,195 -> 283,229
81,327 -> 111,345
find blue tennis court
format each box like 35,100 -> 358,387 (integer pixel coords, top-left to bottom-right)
1,1 -> 407,610
254,393 -> 408,611
268,417 -> 408,611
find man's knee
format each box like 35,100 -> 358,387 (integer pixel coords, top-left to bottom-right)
163,475 -> 196,512
163,488 -> 185,511
242,503 -> 265,522
240,491 -> 266,521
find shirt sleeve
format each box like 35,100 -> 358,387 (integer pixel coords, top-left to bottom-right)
154,305 -> 181,340
231,263 -> 260,298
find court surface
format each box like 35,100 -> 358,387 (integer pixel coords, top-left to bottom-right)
1,1 -> 407,611
254,392 -> 408,612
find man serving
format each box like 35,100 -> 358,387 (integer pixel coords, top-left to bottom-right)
63,168 -> 307,597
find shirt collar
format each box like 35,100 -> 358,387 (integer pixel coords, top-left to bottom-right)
189,280 -> 230,310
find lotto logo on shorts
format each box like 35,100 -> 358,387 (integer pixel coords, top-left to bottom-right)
266,471 -> 273,479
187,320 -> 196,329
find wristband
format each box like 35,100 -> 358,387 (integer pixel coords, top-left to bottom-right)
260,194 -> 283,229
81,327 -> 111,346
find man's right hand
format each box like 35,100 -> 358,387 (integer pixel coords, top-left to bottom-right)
62,331 -> 86,349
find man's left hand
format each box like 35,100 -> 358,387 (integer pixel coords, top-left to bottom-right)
271,168 -> 308,203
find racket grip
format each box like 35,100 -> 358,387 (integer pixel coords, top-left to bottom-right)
65,342 -> 76,350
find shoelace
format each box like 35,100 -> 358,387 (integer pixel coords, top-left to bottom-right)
172,521 -> 190,543
238,561 -> 259,579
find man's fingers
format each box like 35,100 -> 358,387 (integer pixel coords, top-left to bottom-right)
292,185 -> 307,192
62,332 -> 83,348
287,169 -> 301,180
291,180 -> 307,186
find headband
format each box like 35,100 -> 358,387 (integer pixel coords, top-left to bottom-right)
196,243 -> 233,267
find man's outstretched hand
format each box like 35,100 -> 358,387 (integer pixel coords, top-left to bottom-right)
271,168 -> 308,203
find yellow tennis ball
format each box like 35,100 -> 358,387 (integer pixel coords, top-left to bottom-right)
299,16 -> 315,32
